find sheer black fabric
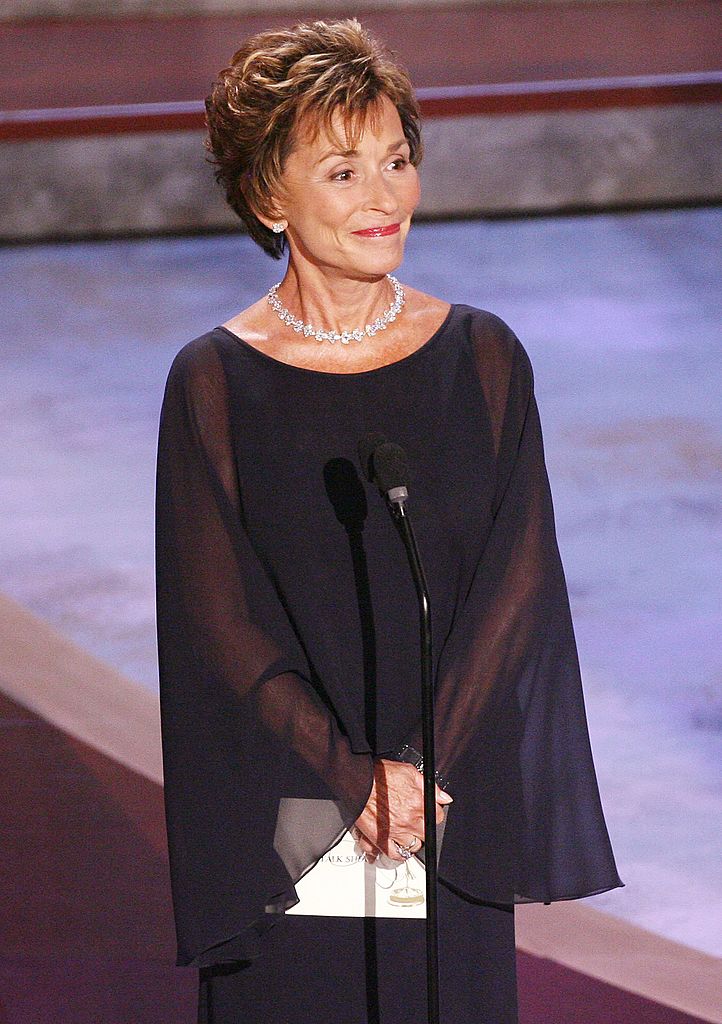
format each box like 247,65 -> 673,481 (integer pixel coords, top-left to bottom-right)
155,302 -> 623,969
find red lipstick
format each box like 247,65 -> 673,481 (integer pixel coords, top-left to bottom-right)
352,223 -> 401,237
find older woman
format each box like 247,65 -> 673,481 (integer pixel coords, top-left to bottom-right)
155,17 -> 623,1024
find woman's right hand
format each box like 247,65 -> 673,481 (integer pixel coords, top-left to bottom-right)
353,758 -> 453,863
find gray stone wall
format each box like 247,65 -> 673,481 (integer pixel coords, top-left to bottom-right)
419,104 -> 721,215
1,103 -> 719,241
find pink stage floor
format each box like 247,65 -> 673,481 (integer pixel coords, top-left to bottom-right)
0,691 -> 713,1024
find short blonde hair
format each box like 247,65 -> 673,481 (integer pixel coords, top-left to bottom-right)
204,17 -> 423,259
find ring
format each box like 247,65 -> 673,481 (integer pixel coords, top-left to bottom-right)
394,836 -> 421,860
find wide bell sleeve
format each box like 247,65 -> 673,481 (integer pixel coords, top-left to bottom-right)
154,336 -> 374,968
404,318 -> 624,905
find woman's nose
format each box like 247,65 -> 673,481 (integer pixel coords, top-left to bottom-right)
363,170 -> 397,211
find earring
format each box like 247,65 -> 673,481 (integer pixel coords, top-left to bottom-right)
272,222 -> 285,233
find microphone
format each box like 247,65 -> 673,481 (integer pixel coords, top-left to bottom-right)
357,432 -> 410,507
357,430 -> 441,1024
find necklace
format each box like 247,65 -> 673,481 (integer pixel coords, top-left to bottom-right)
266,273 -> 405,345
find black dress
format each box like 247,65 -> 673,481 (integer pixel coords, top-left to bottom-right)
154,302 -> 624,1022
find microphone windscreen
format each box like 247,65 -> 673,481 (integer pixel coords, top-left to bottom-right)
357,431 -> 388,482
373,442 -> 410,493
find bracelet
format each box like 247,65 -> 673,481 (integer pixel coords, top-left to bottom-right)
395,743 -> 449,792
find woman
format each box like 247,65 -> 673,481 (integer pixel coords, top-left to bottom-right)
155,18 -> 624,1023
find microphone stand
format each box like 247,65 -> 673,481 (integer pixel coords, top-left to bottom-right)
386,488 -> 440,1024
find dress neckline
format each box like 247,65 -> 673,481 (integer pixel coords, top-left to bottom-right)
214,303 -> 457,378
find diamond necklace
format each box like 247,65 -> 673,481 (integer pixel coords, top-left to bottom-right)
266,273 -> 405,345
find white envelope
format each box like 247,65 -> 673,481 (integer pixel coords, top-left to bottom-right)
271,797 -> 448,919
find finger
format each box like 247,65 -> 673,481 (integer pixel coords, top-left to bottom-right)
385,836 -> 422,863
355,828 -> 386,865
357,837 -> 378,863
436,783 -> 453,804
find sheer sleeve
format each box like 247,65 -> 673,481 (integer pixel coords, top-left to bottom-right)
403,315 -> 624,904
155,336 -> 374,968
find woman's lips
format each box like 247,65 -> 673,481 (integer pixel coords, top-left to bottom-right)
352,223 -> 401,237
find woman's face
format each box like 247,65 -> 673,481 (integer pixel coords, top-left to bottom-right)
272,93 -> 421,280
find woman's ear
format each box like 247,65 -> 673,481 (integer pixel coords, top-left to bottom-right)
253,204 -> 287,234
263,216 -> 288,233
241,185 -> 277,230
248,184 -> 288,233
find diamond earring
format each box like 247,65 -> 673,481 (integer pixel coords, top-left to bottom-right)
272,222 -> 285,233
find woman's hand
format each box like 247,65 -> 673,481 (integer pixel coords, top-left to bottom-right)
353,758 -> 453,863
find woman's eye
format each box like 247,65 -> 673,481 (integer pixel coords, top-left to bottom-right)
331,158 -> 408,182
